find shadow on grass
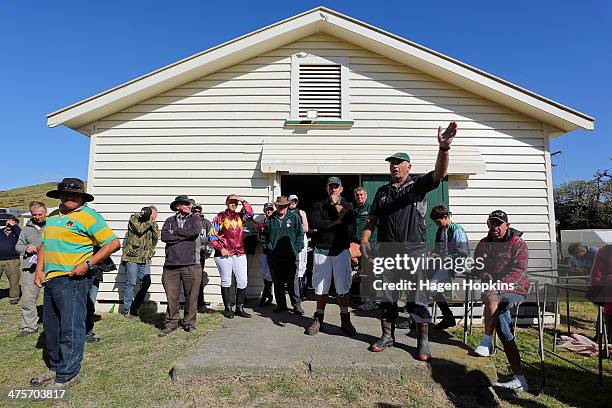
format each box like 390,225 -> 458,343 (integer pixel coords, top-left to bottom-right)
0,288 -> 9,300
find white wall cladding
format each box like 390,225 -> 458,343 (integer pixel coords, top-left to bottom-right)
89,34 -> 553,306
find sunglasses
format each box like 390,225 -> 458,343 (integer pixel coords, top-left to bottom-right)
192,209 -> 202,213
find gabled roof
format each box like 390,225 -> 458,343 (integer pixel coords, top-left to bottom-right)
47,6 -> 594,133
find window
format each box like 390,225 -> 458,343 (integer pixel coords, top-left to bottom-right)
289,54 -> 351,125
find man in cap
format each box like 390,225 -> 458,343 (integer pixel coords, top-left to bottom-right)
16,201 -> 47,336
32,178 -> 120,389
288,194 -> 309,298
191,203 -> 213,313
473,210 -> 530,392
261,196 -> 304,314
0,214 -> 21,305
159,195 -> 203,336
307,176 -> 356,336
257,202 -> 275,307
361,122 -> 457,361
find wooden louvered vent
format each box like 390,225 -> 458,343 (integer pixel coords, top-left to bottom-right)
298,64 -> 342,118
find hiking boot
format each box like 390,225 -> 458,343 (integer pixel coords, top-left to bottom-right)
416,323 -> 431,362
293,303 -> 304,316
30,370 -> 55,386
184,324 -> 197,332
434,315 -> 457,330
340,313 -> 357,336
34,374 -> 81,400
307,312 -> 324,336
158,327 -> 176,337
369,318 -> 395,352
17,330 -> 36,337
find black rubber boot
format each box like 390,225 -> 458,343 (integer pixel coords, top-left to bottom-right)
434,301 -> 456,330
369,318 -> 395,351
235,288 -> 251,318
259,280 -> 273,307
340,312 -> 357,336
221,286 -> 234,319
416,322 -> 431,361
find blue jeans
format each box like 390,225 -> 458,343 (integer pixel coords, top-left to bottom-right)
43,275 -> 91,383
494,292 -> 525,342
86,278 -> 100,336
123,262 -> 151,314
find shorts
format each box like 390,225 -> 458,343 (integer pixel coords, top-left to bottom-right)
312,249 -> 352,296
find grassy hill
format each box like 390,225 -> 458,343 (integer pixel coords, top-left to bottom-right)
0,182 -> 62,210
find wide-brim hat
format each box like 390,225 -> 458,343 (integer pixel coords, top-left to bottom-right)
170,195 -> 192,211
274,196 -> 290,206
46,178 -> 94,202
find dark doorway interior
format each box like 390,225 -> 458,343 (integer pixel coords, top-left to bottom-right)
280,174 -> 360,214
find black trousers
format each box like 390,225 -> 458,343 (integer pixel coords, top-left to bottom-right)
268,255 -> 300,308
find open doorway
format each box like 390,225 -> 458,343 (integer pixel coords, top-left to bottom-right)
280,174 -> 360,213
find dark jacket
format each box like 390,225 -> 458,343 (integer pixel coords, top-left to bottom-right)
15,220 -> 45,269
261,210 -> 304,259
310,198 -> 355,256
121,214 -> 160,264
474,228 -> 530,295
161,213 -> 202,267
0,225 -> 21,260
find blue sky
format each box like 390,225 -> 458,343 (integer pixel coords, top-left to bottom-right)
1,0 -> 610,190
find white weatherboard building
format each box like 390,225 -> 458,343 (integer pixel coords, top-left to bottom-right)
47,7 -> 594,310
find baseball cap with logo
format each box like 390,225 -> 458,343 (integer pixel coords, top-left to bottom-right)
326,176 -> 342,187
488,210 -> 508,223
385,152 -> 411,163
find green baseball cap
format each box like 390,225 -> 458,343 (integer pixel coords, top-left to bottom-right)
326,176 -> 342,186
385,152 -> 411,163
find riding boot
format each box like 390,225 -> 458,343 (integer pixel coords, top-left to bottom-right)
259,280 -> 273,307
221,286 -> 234,319
416,322 -> 431,361
235,288 -> 251,318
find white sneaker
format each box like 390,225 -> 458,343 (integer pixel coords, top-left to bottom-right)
474,344 -> 492,357
494,378 -> 528,392
358,300 -> 379,311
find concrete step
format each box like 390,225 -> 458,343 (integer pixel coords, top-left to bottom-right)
173,299 -> 498,391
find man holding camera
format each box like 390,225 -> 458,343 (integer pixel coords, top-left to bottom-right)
0,215 -> 22,305
121,205 -> 159,317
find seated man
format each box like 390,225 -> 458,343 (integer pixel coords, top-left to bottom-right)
473,210 -> 531,392
567,242 -> 598,275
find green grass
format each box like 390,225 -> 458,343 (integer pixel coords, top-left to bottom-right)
0,182 -> 61,210
0,270 -> 611,407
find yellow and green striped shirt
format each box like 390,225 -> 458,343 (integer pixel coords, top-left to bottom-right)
41,206 -> 117,280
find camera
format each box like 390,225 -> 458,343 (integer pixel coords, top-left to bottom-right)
137,206 -> 152,222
